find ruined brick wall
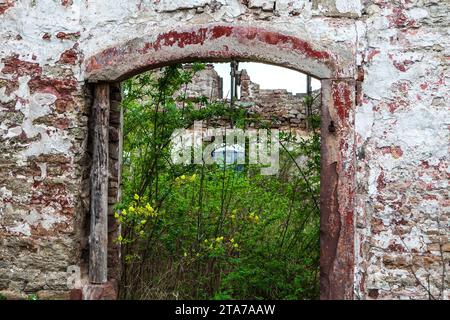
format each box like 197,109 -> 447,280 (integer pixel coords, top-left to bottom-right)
182,66 -> 321,130
182,64 -> 223,100
0,0 -> 448,300
239,69 -> 321,129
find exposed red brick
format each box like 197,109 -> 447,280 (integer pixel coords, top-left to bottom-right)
367,49 -> 380,62
379,146 -> 403,159
387,243 -> 406,253
55,118 -> 70,130
368,289 -> 379,299
377,170 -> 386,190
332,81 -> 352,121
56,31 -> 81,40
30,181 -> 74,216
70,289 -> 82,300
210,25 -> 233,39
1,55 -> 42,79
28,76 -> 78,96
28,76 -> 78,113
388,7 -> 416,28
391,146 -> 403,159
59,48 -> 78,65
393,61 -> 406,72
61,0 -> 73,7
387,99 -> 408,113
56,99 -> 76,113
0,0 -> 14,15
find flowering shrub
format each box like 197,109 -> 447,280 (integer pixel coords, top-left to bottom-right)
117,64 -> 320,300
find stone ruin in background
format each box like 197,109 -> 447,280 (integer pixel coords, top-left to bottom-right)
179,64 -> 321,131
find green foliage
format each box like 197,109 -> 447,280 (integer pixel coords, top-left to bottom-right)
117,64 -> 320,300
27,294 -> 38,301
0,293 -> 6,300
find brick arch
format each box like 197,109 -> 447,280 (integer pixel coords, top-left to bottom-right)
83,24 -> 357,300
84,24 -> 350,82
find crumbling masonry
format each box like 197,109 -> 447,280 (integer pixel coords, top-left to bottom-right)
180,64 -> 321,130
0,0 -> 448,300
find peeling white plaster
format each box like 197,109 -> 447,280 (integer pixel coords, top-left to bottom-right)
355,102 -> 374,141
336,0 -> 362,16
7,222 -> 31,237
25,208 -> 67,231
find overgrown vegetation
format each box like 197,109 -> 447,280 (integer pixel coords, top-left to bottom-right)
117,64 -> 321,300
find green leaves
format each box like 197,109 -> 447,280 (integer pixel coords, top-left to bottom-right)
118,65 -> 320,300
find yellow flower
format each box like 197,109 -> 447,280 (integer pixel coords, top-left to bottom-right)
230,238 -> 235,243
114,212 -> 120,219
190,174 -> 197,181
134,194 -> 140,200
215,236 -> 224,242
233,243 -> 239,248
117,235 -> 123,242
230,214 -> 236,220
140,219 -> 147,225
122,209 -> 127,216
129,206 -> 135,212
139,230 -> 145,237
180,175 -> 186,180
183,252 -> 187,257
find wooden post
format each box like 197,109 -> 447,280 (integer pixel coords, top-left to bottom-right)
89,82 -> 110,284
306,75 -> 312,131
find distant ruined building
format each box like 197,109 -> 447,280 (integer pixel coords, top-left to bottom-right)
181,64 -> 321,131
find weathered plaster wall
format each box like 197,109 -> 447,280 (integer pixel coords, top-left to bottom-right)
354,0 -> 449,300
0,0 -> 448,299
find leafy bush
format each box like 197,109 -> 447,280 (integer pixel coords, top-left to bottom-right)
117,64 -> 320,300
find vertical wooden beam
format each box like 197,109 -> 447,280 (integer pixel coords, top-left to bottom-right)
89,82 -> 110,284
305,75 -> 313,131
320,79 -> 356,300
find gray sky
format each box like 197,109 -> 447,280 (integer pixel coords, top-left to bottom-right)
213,62 -> 321,99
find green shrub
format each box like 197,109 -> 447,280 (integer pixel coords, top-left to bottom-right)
117,64 -> 320,300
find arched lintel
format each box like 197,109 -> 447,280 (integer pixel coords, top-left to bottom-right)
84,24 -> 353,82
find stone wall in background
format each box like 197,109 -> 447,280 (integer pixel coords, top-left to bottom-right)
0,0 -> 448,300
182,64 -> 223,101
182,65 -> 321,130
239,69 -> 321,129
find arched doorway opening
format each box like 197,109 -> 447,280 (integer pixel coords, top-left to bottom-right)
83,24 -> 357,300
